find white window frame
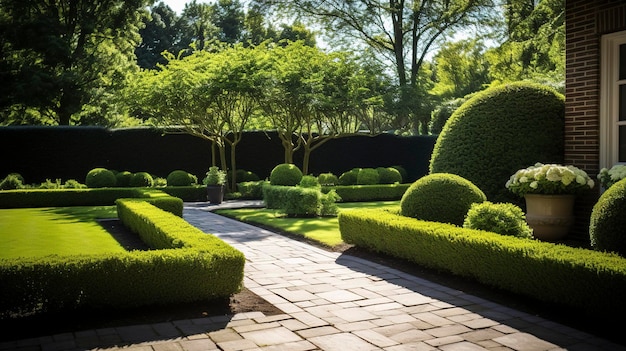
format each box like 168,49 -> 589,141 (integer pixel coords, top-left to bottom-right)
600,30 -> 626,168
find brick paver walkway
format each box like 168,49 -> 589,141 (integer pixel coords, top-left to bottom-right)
2,202 -> 624,351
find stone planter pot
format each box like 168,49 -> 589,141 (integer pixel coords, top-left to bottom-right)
524,194 -> 575,241
207,185 -> 224,204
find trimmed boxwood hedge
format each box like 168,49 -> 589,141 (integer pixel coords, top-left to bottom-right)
339,208 -> 626,317
0,201 -> 244,318
322,184 -> 410,202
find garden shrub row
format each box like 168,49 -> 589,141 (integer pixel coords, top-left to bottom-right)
0,186 -> 206,209
339,208 -> 626,317
262,184 -> 339,217
0,201 -> 244,319
322,184 -> 410,202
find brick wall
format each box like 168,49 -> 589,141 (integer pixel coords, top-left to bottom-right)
565,0 -> 626,240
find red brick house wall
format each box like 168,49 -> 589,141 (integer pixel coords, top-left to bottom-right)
565,0 -> 626,240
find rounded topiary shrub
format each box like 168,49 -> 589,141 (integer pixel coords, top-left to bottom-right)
357,168 -> 380,185
590,178 -> 626,256
463,201 -> 533,239
270,163 -> 303,186
115,171 -> 133,187
377,167 -> 402,184
429,82 -> 565,203
391,165 -> 408,183
129,172 -> 154,187
85,168 -> 117,188
167,170 -> 194,186
317,172 -> 339,186
338,168 -> 360,185
401,173 -> 486,226
299,175 -> 321,188
0,173 -> 25,190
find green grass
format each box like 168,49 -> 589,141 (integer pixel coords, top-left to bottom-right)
216,201 -> 400,247
0,206 -> 123,259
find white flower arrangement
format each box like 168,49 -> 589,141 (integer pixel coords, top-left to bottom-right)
597,164 -> 626,189
505,163 -> 595,197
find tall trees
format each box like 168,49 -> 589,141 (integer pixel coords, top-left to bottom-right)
0,0 -> 149,125
258,0 -> 497,133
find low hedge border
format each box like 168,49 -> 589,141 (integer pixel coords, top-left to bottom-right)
0,186 -> 206,208
338,208 -> 626,317
322,184 -> 410,202
0,200 -> 244,319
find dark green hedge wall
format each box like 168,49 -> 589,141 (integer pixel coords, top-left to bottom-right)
0,126 -> 436,184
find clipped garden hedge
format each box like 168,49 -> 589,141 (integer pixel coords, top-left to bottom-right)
0,201 -> 244,319
322,184 -> 410,202
339,208 -> 626,317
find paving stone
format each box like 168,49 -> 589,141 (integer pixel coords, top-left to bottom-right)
290,311 -> 329,328
383,342 -> 437,351
424,325 -> 473,338
208,329 -> 243,343
353,329 -> 399,347
423,335 -> 464,347
259,340 -> 318,351
438,341 -> 490,351
412,312 -> 455,327
240,327 -> 302,347
332,307 -> 378,322
233,322 -> 281,334
335,320 -> 379,332
316,290 -> 365,303
217,338 -> 259,351
493,332 -> 559,351
391,293 -> 436,307
296,326 -> 341,338
308,332 -> 381,351
177,338 -> 219,351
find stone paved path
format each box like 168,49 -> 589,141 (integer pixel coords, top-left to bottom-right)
1,202 -> 624,351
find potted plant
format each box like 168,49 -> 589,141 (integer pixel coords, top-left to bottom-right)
597,164 -> 626,190
505,163 -> 595,241
203,166 -> 227,204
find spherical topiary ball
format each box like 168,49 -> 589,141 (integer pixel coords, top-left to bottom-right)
115,171 -> 133,187
85,168 -> 116,188
401,173 -> 486,226
338,168 -> 360,185
429,82 -> 565,203
377,167 -> 403,184
269,163 -> 303,186
317,172 -> 339,186
590,177 -> 626,256
129,172 -> 154,187
167,170 -> 194,186
357,168 -> 380,185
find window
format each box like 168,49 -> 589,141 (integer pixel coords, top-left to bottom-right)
600,31 -> 626,168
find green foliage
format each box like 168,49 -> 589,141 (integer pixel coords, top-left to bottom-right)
376,167 -> 402,184
323,184 -> 410,202
114,171 -> 133,187
317,173 -> 339,186
590,178 -> 626,257
63,179 -> 87,189
357,168 -> 380,185
400,173 -> 486,225
429,82 -> 565,203
463,201 -> 533,239
269,163 -> 303,186
320,190 -> 341,216
85,168 -> 117,188
203,166 -> 227,186
429,97 -> 469,135
232,169 -> 260,183
431,39 -> 489,100
391,166 -> 408,183
167,170 -> 195,186
339,208 -> 626,317
283,187 -> 322,217
236,180 -> 268,199
129,172 -> 154,187
299,175 -> 320,188
338,168 -> 360,185
0,174 -> 25,190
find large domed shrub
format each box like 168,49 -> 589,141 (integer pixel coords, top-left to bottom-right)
377,167 -> 402,184
338,168 -> 360,185
590,178 -> 626,256
85,168 -> 116,188
167,170 -> 194,186
270,163 -> 303,186
429,82 -> 565,203
129,172 -> 154,187
357,168 -> 380,185
115,171 -> 133,187
317,172 -> 339,186
400,173 -> 486,226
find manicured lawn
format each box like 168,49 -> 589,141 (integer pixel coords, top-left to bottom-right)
0,206 -> 122,259
215,201 -> 400,247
